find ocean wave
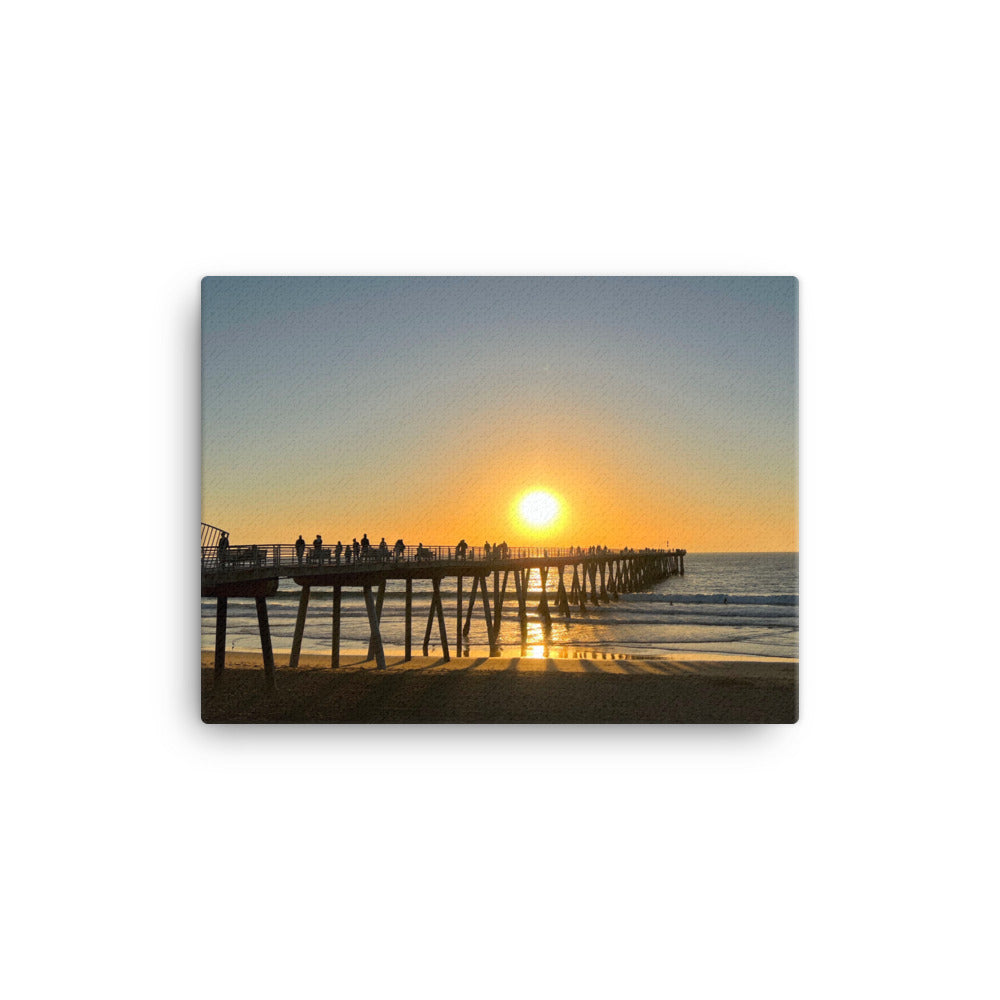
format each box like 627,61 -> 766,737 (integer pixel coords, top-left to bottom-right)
624,593 -> 797,607
205,587 -> 798,610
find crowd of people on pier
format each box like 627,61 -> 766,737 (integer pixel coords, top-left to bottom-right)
211,532 -> 668,571
455,539 -> 510,560
284,535 -> 663,567
292,532 -> 405,566
290,534 -> 517,566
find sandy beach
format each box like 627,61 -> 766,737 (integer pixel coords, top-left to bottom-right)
202,650 -> 797,724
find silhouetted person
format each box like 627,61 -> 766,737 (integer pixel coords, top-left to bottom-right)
394,538 -> 404,560
313,534 -> 323,564
353,538 -> 360,560
484,541 -> 491,558
379,537 -> 388,558
295,535 -> 305,565
335,540 -> 343,565
218,532 -> 230,563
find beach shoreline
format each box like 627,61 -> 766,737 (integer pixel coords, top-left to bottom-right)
202,651 -> 798,724
201,645 -> 798,663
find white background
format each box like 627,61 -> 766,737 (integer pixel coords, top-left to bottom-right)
4,2 -> 997,998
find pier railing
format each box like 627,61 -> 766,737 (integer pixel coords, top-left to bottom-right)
201,543 -> 671,574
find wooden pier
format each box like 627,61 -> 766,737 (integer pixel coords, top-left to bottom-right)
201,530 -> 685,691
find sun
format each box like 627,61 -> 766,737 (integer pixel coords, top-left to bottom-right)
517,489 -> 560,529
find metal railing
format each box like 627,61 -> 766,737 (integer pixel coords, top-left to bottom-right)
201,542 -> 673,574
201,522 -> 227,550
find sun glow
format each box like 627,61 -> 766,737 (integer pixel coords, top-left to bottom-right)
517,489 -> 560,529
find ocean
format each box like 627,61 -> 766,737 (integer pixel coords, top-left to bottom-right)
201,552 -> 798,660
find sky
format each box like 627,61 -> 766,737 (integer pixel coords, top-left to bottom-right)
202,277 -> 797,551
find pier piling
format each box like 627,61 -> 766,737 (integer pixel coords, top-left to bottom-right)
289,585 -> 310,669
332,584 -> 341,669
254,595 -> 275,690
214,597 -> 227,678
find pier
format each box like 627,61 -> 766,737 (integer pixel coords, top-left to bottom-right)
201,524 -> 685,690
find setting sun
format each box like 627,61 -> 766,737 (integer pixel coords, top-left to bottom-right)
517,489 -> 560,529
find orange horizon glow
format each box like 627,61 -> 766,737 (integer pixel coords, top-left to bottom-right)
202,475 -> 797,553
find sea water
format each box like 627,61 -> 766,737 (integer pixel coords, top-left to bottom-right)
201,552 -> 798,660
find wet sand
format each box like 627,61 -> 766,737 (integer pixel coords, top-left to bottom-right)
201,651 -> 797,724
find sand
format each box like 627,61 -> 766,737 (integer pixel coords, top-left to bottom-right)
201,651 -> 797,724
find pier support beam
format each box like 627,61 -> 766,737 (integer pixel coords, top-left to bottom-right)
539,567 -> 552,632
556,566 -> 571,618
255,595 -> 276,691
214,596 -> 227,678
404,578 -> 413,661
480,573 -> 499,654
331,584 -> 341,669
423,594 -> 435,654
433,577 -> 449,661
463,574 -> 480,636
423,577 -> 450,660
493,570 -> 508,638
289,585 -> 311,669
362,584 -> 386,670
367,580 -> 386,661
204,577 -> 279,686
514,568 -> 528,645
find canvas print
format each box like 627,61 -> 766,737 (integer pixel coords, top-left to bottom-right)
201,277 -> 798,723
